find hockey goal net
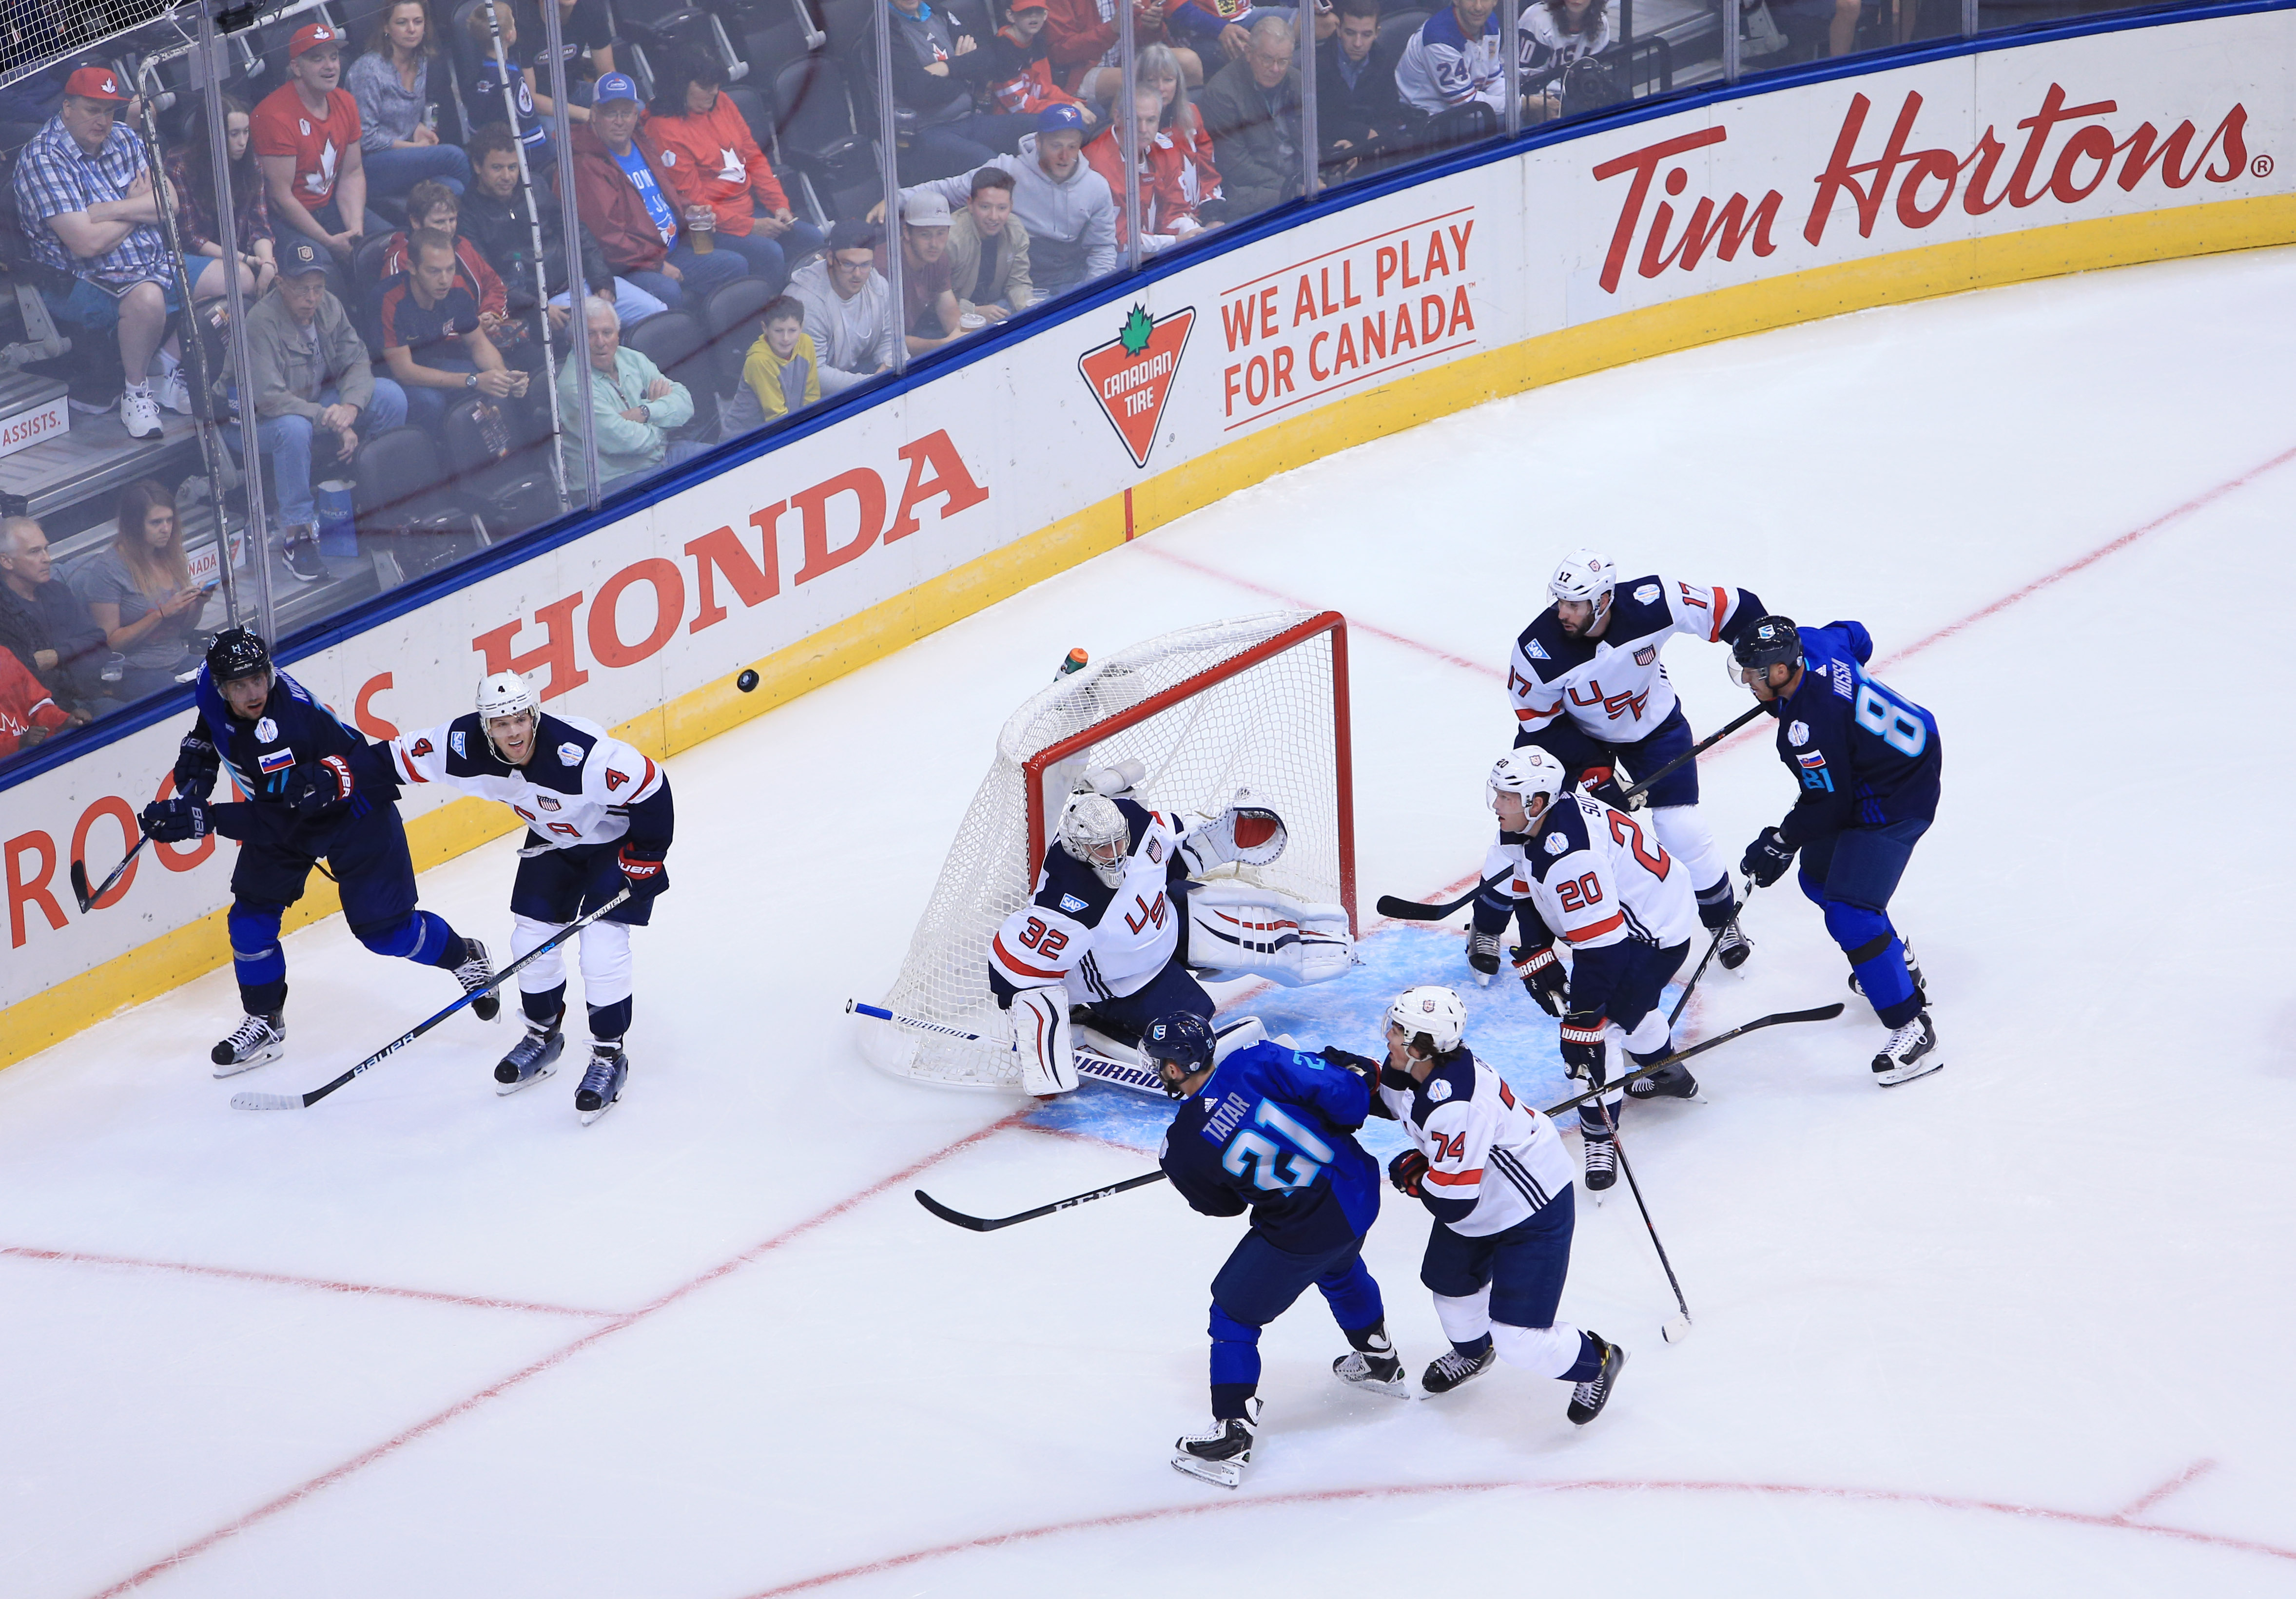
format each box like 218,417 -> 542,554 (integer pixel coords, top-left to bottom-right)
864,611 -> 1356,1088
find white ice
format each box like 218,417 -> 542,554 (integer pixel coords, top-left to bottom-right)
5,245 -> 2295,1599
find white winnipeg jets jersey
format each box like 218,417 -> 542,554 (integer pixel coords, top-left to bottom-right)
1506,789 -> 1700,953
1378,1049 -> 1575,1236
990,797 -> 1190,1005
1509,574 -> 1759,745
385,711 -> 664,850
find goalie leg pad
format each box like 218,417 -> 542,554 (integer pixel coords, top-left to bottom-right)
1012,987 -> 1078,1096
1185,880 -> 1353,986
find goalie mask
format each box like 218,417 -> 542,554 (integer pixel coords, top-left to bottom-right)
1387,985 -> 1467,1058
1549,548 -> 1615,636
1058,792 -> 1130,887
476,669 -> 541,763
1486,748 -> 1565,831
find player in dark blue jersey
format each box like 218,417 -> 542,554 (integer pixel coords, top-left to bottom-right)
1732,616 -> 1944,1085
139,630 -> 495,1076
1148,1012 -> 1401,1488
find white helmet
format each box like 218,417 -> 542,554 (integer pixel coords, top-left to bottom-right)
1549,548 -> 1615,630
1059,792 -> 1130,887
476,670 -> 539,759
1387,985 -> 1467,1056
1487,747 -> 1565,823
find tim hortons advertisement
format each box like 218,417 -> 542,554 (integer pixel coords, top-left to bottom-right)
5,6 -> 2292,1016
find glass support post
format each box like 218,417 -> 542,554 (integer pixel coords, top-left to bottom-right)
1298,4 -> 1321,197
873,1 -> 908,374
1501,0 -> 1521,138
1723,0 -> 1742,82
1121,0 -> 1142,271
537,0 -> 597,510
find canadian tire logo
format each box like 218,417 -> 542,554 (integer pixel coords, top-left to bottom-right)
1078,304 -> 1195,469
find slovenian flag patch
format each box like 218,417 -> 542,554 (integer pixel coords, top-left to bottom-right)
259,749 -> 296,774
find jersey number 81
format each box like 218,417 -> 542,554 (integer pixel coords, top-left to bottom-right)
1854,683 -> 1927,757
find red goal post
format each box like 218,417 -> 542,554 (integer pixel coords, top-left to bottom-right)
862,610 -> 1356,1090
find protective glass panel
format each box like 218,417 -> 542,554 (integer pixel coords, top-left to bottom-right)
1314,0 -> 1511,195
1735,0 -> 1959,77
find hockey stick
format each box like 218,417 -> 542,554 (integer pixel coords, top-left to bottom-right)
1665,877 -> 1755,1031
1587,1097 -> 1693,1343
915,1170 -> 1167,1232
846,1001 -> 1173,1096
1374,870 -> 1509,924
1616,703 -> 1766,806
71,834 -> 150,913
232,887 -> 633,1111
1540,1002 -> 1845,1120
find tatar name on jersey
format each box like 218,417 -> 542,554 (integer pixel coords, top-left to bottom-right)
1376,1051 -> 1575,1237
1517,790 -> 1700,951
387,711 -> 662,848
991,801 -> 1183,1004
1509,575 -> 1745,741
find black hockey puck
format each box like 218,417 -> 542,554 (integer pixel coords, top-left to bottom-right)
736,669 -> 759,693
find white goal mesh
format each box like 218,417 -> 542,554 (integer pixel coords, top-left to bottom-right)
864,611 -> 1356,1088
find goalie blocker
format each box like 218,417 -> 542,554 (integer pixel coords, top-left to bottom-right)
989,771 -> 1354,1097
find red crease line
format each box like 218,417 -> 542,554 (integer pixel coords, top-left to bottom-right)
2113,1458 -> 2218,1521
0,1245 -> 613,1320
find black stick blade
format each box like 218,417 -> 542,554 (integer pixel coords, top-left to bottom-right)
915,1188 -> 995,1231
69,860 -> 94,914
1779,1003 -> 1846,1023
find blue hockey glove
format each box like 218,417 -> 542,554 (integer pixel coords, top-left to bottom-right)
142,796 -> 212,842
286,754 -> 354,817
172,732 -> 218,802
1318,1047 -> 1380,1084
1387,1149 -> 1428,1198
1741,827 -> 1796,888
1513,943 -> 1568,1017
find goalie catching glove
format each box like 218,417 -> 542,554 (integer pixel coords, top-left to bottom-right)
1177,795 -> 1289,876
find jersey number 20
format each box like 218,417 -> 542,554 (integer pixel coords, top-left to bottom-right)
1224,1100 -> 1334,1193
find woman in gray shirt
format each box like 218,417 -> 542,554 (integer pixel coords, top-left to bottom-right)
74,480 -> 205,703
348,0 -> 473,197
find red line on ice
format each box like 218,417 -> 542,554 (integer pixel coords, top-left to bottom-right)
736,1474 -> 2296,1596
79,1109 -> 1034,1599
1138,545 -> 1498,678
2114,1458 -> 2217,1520
0,1244 -> 613,1319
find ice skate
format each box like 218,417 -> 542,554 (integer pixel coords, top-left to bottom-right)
453,937 -> 500,1021
1713,917 -> 1753,971
1626,1061 -> 1700,1101
1172,1398 -> 1260,1488
1332,1334 -> 1408,1399
1872,1011 -> 1942,1086
495,1017 -> 564,1094
1420,1342 -> 1497,1395
1581,1130 -> 1617,1191
211,1012 -> 284,1077
576,1040 -> 629,1123
1466,927 -> 1501,986
1566,1336 -> 1628,1424
1850,941 -> 1928,1008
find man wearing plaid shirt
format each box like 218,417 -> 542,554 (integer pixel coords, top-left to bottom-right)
9,65 -> 179,440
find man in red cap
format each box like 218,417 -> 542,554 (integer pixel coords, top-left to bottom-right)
8,65 -> 181,440
253,23 -> 384,263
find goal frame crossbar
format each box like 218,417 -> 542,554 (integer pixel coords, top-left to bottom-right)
1020,610 -> 1358,933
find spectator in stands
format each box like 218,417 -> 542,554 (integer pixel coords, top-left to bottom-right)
1047,0 -> 1197,99
1199,14 -> 1304,217
72,481 -> 204,701
1770,0 -> 1863,62
643,51 -> 824,292
557,293 -> 700,488
527,0 -> 618,124
880,191 -> 966,353
787,220 -> 899,396
460,124 -> 666,334
349,0 -> 473,198
379,230 -> 531,430
11,65 -> 180,438
167,95 -> 275,310
1519,0 -> 1613,118
241,239 -> 409,583
1138,43 -> 1223,218
255,23 -> 388,265
464,3 -> 554,168
883,0 -> 1035,180
894,103 -> 1114,299
0,516 -> 110,718
377,180 -> 542,367
0,639 -> 72,758
568,73 -> 748,311
983,0 -> 1096,127
1318,0 -> 1411,178
1395,0 -> 1507,129
949,167 -> 1031,322
723,294 -> 820,433
1084,82 -> 1204,256
1167,0 -> 1267,69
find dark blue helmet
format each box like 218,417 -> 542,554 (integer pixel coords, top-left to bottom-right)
1731,615 -> 1800,677
1143,1012 -> 1217,1096
206,626 -> 272,684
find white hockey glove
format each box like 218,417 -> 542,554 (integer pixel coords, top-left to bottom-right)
1075,758 -> 1148,798
1011,986 -> 1079,1097
1178,797 -> 1289,875
1184,880 -> 1352,986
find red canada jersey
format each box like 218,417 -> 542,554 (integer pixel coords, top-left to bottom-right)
251,85 -> 362,210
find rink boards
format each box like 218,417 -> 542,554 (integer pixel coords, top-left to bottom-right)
2,0 -> 2292,1060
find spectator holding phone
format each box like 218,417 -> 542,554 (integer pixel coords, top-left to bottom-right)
72,481 -> 204,702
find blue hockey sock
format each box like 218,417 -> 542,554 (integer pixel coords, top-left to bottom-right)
1210,1382 -> 1258,1421
356,910 -> 464,968
523,983 -> 567,1028
1560,1331 -> 1603,1383
587,997 -> 632,1040
228,902 -> 287,1015
1452,1331 -> 1494,1361
1208,1302 -> 1264,1395
1315,1252 -> 1384,1331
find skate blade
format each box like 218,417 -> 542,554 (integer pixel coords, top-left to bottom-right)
495,1062 -> 558,1096
577,1095 -> 621,1126
1875,1055 -> 1944,1087
1337,1373 -> 1411,1401
1170,1453 -> 1244,1489
212,1044 -> 283,1079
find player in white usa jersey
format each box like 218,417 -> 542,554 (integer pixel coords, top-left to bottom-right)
339,671 -> 672,1123
1506,549 -> 1765,970
1365,986 -> 1627,1422
1475,748 -> 1699,1190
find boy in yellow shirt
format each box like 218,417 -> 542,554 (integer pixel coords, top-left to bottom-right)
729,294 -> 820,433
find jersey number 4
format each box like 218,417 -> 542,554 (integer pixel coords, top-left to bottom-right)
1223,1100 -> 1334,1193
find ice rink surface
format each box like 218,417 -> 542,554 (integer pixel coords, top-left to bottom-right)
6,244 -> 2296,1598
